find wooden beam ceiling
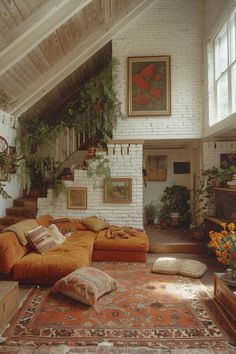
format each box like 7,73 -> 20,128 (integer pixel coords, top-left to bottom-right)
0,0 -> 92,76
9,0 -> 156,118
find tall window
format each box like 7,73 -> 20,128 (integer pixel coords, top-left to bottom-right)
213,7 -> 236,123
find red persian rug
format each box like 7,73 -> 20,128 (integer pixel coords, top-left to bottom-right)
1,263 -> 234,351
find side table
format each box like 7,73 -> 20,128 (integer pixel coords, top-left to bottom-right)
214,273 -> 236,323
0,281 -> 19,330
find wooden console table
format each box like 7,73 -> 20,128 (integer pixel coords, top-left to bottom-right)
214,273 -> 236,324
0,281 -> 19,330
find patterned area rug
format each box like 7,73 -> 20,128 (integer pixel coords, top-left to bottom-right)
1,263 -> 233,351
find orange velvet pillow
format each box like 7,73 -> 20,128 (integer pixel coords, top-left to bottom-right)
36,214 -> 54,227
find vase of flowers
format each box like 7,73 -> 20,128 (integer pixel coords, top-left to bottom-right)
208,223 -> 236,269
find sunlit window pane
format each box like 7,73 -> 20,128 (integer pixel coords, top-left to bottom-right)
229,13 -> 236,63
219,30 -> 228,73
217,73 -> 229,119
232,63 -> 236,112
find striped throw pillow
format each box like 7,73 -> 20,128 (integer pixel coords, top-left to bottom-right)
27,226 -> 57,254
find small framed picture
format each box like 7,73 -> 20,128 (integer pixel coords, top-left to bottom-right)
146,155 -> 167,181
67,187 -> 87,209
104,178 -> 132,204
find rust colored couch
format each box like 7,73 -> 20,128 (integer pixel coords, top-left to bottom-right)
0,215 -> 149,284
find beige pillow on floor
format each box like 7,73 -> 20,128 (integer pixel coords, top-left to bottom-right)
152,257 -> 207,278
152,257 -> 181,275
51,266 -> 117,307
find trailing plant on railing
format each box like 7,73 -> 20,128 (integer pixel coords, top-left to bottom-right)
17,58 -> 123,196
0,182 -> 10,199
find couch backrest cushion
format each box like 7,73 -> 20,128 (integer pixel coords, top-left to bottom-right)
0,231 -> 30,273
4,219 -> 40,246
36,214 -> 54,227
80,216 -> 109,232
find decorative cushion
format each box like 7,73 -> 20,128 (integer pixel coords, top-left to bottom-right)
49,218 -> 77,235
152,257 -> 207,278
27,226 -> 57,254
81,216 -> 109,232
51,266 -> 117,307
152,257 -> 181,275
4,219 -> 39,246
47,224 -> 66,244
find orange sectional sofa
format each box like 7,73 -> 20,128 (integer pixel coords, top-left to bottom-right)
0,215 -> 149,284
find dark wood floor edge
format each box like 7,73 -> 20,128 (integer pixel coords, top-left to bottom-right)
196,280 -> 236,341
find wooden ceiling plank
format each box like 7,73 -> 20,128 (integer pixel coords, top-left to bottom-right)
28,46 -> 51,75
2,0 -> 23,25
10,0 -> 156,118
0,0 -> 92,75
39,32 -> 66,67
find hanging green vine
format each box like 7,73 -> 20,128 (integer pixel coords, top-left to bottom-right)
17,57 -> 123,196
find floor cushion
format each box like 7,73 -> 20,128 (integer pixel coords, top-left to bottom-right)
51,266 -> 117,307
152,257 -> 207,278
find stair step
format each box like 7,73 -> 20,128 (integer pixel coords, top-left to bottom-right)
6,207 -> 37,217
13,198 -> 37,207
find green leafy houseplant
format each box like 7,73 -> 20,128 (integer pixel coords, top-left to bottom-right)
144,201 -> 158,224
161,185 -> 190,226
17,58 -> 123,197
0,182 -> 10,199
87,153 -> 111,180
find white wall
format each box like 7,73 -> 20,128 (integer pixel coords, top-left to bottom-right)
203,0 -> 236,138
38,143 -> 143,228
0,110 -> 22,217
113,0 -> 203,140
203,141 -> 236,169
143,148 -> 192,207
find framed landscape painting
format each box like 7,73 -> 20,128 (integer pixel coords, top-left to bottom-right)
67,187 -> 87,209
104,178 -> 132,204
128,56 -> 171,116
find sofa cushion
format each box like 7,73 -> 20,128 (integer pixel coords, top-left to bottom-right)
27,226 -> 57,254
94,228 -> 149,252
152,257 -> 207,278
36,214 -> 54,227
48,224 -> 66,244
4,219 -> 40,246
49,218 -> 77,235
81,216 -> 109,232
0,231 -> 30,274
52,267 -> 116,307
13,230 -> 96,281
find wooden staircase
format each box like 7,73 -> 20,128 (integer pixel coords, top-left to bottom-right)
0,197 -> 37,232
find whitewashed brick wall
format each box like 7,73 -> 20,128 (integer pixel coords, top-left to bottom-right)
113,0 -> 203,140
37,143 -> 143,228
203,141 -> 236,169
0,110 -> 22,217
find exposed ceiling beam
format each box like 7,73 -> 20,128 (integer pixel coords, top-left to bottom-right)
0,0 -> 92,76
10,0 -> 156,118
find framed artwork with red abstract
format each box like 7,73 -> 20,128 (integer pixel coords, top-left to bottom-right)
128,56 -> 171,116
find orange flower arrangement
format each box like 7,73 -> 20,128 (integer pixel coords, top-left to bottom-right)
209,223 -> 236,267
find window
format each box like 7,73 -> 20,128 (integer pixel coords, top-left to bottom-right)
211,7 -> 236,123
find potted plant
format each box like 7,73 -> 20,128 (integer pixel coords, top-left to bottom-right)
157,204 -> 170,229
144,201 -> 158,225
160,185 -> 190,226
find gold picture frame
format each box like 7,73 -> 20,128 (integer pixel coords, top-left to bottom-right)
128,56 -> 171,116
104,178 -> 132,204
146,155 -> 167,181
67,187 -> 87,209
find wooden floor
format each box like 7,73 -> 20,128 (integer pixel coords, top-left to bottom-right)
145,225 -> 208,254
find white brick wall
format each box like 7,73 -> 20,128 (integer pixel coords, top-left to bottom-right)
0,110 -> 22,217
37,143 -> 143,228
203,141 -> 236,169
113,0 -> 203,140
